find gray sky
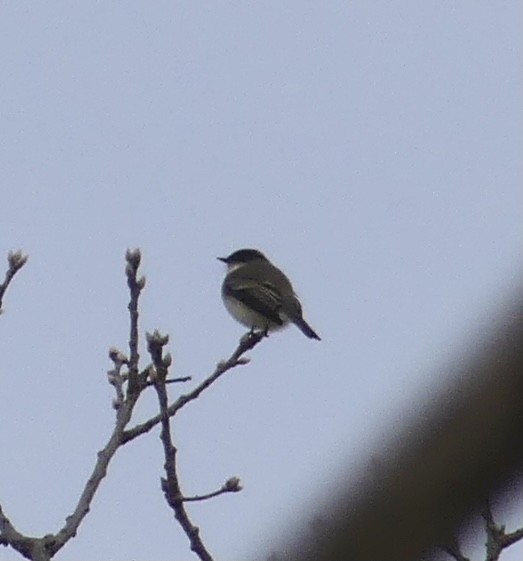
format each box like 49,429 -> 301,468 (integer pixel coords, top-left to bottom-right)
0,2 -> 521,560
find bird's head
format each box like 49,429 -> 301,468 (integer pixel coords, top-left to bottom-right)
217,249 -> 268,270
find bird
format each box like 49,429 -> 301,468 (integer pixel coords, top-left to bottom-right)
218,249 -> 321,340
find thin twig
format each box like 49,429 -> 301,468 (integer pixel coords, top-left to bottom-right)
125,248 -> 145,393
182,489 -> 230,502
122,331 -> 265,444
148,331 -> 214,561
183,477 -> 242,502
0,250 -> 28,312
145,375 -> 192,388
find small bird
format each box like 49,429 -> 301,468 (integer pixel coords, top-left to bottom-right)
218,249 -> 321,340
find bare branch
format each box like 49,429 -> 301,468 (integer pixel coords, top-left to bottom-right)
0,352 -> 141,560
0,504 -> 42,560
481,499 -> 523,561
125,248 -> 145,393
47,251 -> 150,556
0,250 -> 28,312
183,477 -> 243,503
0,251 -> 150,559
49,392 -> 140,555
122,330 -> 265,444
145,375 -> 192,388
501,527 -> 523,549
148,330 -> 215,561
482,500 -> 501,561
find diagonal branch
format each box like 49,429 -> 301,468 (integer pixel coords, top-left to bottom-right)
501,526 -> 523,549
0,250 -> 28,312
49,391 -> 140,555
122,331 -> 265,444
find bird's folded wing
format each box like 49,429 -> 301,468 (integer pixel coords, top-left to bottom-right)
223,279 -> 284,325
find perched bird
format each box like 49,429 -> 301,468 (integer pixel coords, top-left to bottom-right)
218,249 -> 321,340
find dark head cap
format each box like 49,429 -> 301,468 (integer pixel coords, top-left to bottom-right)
218,249 -> 268,264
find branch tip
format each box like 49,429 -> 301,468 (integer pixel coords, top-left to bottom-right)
108,347 -> 128,365
125,248 -> 141,268
223,477 -> 242,492
7,250 -> 29,269
146,329 -> 170,348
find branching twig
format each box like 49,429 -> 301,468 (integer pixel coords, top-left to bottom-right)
0,250 -> 148,560
481,499 -> 523,561
148,330 -> 215,561
122,331 -> 265,444
0,250 -> 28,313
440,497 -> 523,561
0,249 -> 262,561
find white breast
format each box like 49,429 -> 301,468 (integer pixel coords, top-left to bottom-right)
223,294 -> 288,332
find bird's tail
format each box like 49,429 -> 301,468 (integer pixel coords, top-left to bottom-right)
293,317 -> 321,340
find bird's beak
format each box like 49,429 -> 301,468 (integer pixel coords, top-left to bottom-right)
217,257 -> 228,263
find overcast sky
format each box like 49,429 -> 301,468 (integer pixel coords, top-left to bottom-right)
0,2 -> 521,560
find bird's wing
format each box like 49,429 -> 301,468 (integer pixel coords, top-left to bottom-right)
223,278 -> 284,325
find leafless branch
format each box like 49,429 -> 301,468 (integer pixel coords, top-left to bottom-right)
0,504 -> 48,560
44,250 -> 149,556
0,250 -> 28,313
0,250 -> 148,560
502,527 -> 523,549
0,249 -> 262,559
183,477 -> 243,502
125,248 -> 145,393
49,391 -> 141,555
122,331 -> 265,444
480,499 -> 523,561
148,330 -> 215,561
144,375 -> 192,388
